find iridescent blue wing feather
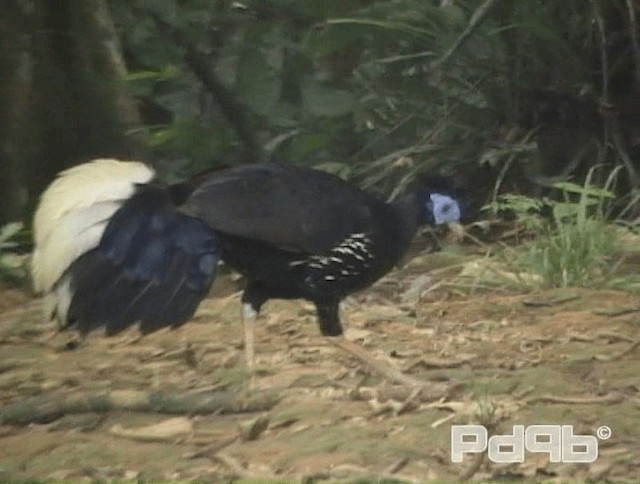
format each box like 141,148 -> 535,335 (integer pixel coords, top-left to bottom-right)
64,188 -> 219,335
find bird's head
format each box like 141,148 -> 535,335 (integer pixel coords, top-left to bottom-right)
417,189 -> 462,225
412,175 -> 463,226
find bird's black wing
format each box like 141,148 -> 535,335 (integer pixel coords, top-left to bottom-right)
65,187 -> 219,335
181,163 -> 382,254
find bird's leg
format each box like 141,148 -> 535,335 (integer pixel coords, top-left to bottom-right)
317,300 -> 427,386
315,300 -> 344,336
241,284 -> 267,371
241,302 -> 258,370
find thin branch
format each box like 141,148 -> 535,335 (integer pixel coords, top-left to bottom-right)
625,0 -> 640,89
527,392 -> 623,405
328,336 -> 455,402
329,337 -> 427,387
491,129 -> 537,206
591,0 -> 610,106
0,389 -> 280,426
140,8 -> 266,163
428,0 -> 502,73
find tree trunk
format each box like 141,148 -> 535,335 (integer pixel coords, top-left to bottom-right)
0,0 -> 146,225
0,0 -> 35,224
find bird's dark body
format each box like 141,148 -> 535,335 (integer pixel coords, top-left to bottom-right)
182,163 -> 420,336
217,225 -> 407,335
184,163 -> 390,254
39,160 -> 459,340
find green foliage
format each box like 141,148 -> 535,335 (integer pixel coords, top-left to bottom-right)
527,216 -> 616,289
490,169 -> 623,288
105,0 -> 637,200
0,223 -> 30,286
484,193 -> 545,232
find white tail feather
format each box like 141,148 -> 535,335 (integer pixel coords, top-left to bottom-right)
31,159 -> 155,293
42,275 -> 73,327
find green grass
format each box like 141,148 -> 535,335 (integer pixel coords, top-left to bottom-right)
522,214 -> 617,288
485,167 -> 636,290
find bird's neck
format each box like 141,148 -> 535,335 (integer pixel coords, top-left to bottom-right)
390,192 -> 423,248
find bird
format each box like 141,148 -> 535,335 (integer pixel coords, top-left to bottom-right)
31,158 -> 462,368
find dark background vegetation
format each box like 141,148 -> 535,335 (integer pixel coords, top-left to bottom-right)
1,0 -> 640,225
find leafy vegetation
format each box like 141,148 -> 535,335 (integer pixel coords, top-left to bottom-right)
2,0 -> 639,223
0,223 -> 30,285
105,0 -> 640,199
483,168 -> 637,289
3,0 -> 640,286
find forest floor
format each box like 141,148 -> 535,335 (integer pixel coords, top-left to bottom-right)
1,242 -> 640,482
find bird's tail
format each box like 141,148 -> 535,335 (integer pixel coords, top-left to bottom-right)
31,159 -> 219,335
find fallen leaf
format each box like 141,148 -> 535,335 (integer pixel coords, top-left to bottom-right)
109,416 -> 193,442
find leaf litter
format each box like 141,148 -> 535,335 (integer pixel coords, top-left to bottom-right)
1,248 -> 640,481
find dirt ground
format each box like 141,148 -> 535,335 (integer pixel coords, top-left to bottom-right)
1,249 -> 640,482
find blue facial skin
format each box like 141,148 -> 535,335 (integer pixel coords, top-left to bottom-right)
416,189 -> 462,225
429,193 -> 461,224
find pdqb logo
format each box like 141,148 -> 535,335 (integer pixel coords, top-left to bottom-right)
451,425 -> 609,463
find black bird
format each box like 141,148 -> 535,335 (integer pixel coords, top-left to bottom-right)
32,159 -> 461,366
